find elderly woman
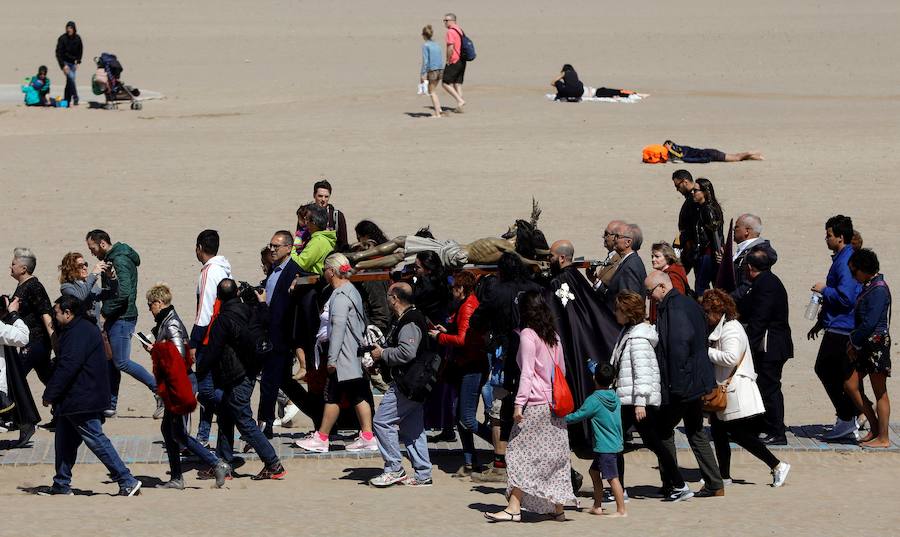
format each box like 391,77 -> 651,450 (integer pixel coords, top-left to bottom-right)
700,289 -> 790,489
294,253 -> 376,454
429,271 -> 489,475
142,284 -> 229,489
846,248 -> 892,448
484,291 -> 574,522
649,242 -> 689,322
10,248 -> 54,386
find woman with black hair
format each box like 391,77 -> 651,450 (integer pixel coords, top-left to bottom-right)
413,250 -> 450,326
691,177 -> 725,292
354,220 -> 390,250
484,290 -> 574,522
552,64 -> 584,102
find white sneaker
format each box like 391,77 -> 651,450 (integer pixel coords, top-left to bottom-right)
822,418 -> 859,440
294,433 -> 329,453
771,462 -> 791,487
345,436 -> 379,452
280,404 -> 300,427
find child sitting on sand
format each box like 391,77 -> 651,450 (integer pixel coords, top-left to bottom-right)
22,66 -> 51,106
565,363 -> 627,517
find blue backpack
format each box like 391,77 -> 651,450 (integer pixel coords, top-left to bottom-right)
452,27 -> 476,61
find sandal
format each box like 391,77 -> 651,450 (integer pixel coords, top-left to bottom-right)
484,510 -> 521,523
549,512 -> 566,522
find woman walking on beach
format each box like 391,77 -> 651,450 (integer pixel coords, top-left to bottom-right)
700,289 -> 791,488
420,25 -> 444,117
846,248 -> 892,448
484,291 -> 574,522
691,178 -> 724,293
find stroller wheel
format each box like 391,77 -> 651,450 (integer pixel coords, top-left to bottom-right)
131,101 -> 142,110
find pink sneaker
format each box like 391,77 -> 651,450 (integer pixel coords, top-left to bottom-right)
345,436 -> 379,452
294,433 -> 329,453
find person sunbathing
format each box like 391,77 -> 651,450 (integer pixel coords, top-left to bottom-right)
664,140 -> 763,163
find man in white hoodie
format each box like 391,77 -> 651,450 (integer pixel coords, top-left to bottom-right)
190,230 -> 231,445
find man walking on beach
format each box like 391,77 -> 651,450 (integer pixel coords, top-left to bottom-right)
39,295 -> 142,496
314,180 -> 349,251
441,13 -> 467,112
55,21 -> 82,106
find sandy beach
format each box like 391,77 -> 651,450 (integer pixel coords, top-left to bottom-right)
1,0 -> 899,534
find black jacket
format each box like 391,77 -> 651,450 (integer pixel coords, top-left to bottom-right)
732,239 -> 778,302
199,298 -> 266,388
655,290 -> 715,404
42,317 -> 110,416
599,251 -> 647,310
678,196 -> 699,269
413,276 -> 450,325
357,280 -> 391,333
55,33 -> 83,69
738,270 -> 794,362
265,258 -> 301,353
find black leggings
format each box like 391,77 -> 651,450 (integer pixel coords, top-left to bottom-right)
709,414 -> 780,479
617,405 -> 680,488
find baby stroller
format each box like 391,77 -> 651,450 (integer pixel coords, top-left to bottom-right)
91,52 -> 142,110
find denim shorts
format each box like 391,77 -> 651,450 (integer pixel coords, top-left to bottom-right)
590,453 -> 619,480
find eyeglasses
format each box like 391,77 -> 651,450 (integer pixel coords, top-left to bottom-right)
267,243 -> 290,250
78,262 -> 89,268
691,188 -> 703,194
603,231 -> 617,238
443,18 -> 453,22
644,283 -> 663,297
147,300 -> 160,307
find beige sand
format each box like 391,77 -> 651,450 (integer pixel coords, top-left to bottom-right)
1,0 -> 899,533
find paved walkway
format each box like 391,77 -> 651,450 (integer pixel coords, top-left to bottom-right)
1,423 -> 898,466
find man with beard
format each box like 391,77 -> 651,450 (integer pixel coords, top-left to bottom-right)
545,240 -> 620,451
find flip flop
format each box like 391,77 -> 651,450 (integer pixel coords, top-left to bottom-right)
484,510 -> 521,523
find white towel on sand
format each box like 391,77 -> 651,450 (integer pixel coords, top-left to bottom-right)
545,87 -> 648,103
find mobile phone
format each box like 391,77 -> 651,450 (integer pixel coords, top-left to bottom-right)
136,332 -> 154,347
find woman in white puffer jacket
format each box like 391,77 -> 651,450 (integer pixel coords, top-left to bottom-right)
610,291 -> 680,492
701,289 -> 790,488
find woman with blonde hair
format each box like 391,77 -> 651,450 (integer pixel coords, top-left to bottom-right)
294,253 -> 377,453
420,24 -> 444,117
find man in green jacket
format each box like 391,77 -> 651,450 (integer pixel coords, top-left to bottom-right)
85,230 -> 161,418
293,204 -> 337,275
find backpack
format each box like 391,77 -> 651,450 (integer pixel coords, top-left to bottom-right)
99,52 -> 123,79
642,144 -> 669,163
451,27 -> 476,62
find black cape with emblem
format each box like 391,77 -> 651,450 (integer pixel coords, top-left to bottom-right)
4,346 -> 41,428
545,265 -> 620,452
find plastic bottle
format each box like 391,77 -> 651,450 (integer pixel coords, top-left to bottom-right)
804,291 -> 823,320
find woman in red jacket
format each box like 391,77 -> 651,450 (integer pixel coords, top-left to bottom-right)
649,242 -> 690,323
429,271 -> 490,476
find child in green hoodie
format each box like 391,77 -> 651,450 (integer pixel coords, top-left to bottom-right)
565,363 -> 626,517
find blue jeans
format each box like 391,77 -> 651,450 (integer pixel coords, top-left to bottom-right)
53,413 -> 137,492
194,350 -> 222,444
456,372 -> 492,465
63,62 -> 78,102
481,381 -> 494,424
694,253 -> 717,294
107,318 -> 156,410
373,385 -> 432,481
216,376 -> 279,466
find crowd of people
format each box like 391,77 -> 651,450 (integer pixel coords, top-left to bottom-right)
0,173 -> 892,519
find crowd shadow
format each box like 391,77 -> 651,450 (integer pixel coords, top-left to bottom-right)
404,106 -> 457,118
338,466 -> 382,484
18,485 -> 99,496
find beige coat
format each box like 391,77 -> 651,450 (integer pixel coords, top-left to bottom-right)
707,317 -> 766,421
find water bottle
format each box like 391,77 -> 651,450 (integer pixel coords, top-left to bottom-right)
804,292 -> 823,320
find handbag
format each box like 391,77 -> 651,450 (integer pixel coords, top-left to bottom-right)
548,343 -> 574,417
702,351 -> 745,413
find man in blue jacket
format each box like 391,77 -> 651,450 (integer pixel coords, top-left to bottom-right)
39,295 -> 141,496
809,215 -> 863,440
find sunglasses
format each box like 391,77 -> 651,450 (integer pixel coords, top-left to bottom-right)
267,243 -> 290,250
78,262 -> 89,268
644,283 -> 663,297
691,188 -> 703,194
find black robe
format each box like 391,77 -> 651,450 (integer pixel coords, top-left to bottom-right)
4,346 -> 41,427
545,265 -> 620,452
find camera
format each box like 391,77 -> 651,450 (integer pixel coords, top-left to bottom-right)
237,281 -> 265,304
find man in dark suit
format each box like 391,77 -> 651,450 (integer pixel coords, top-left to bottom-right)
730,213 -> 778,302
737,250 -> 793,445
594,223 -> 647,311
257,230 -> 326,438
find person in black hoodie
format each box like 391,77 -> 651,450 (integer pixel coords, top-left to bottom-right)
552,64 -> 584,101
39,295 -> 141,496
55,21 -> 83,106
645,270 -> 724,501
199,279 -> 286,481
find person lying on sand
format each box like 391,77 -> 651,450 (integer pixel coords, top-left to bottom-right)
664,140 -> 763,163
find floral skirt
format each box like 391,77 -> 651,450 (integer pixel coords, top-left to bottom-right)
506,404 -> 575,514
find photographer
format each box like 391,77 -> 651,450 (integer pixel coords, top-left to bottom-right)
294,253 -> 376,454
198,278 -> 286,481
368,282 -> 434,488
1,295 -> 39,447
